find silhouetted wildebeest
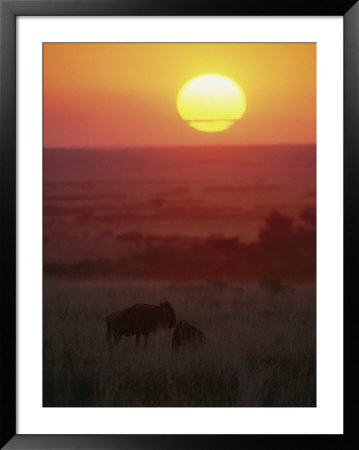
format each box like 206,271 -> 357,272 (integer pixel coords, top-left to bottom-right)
106,299 -> 176,348
172,320 -> 205,351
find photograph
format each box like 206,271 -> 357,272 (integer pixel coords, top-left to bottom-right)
43,42 -> 316,408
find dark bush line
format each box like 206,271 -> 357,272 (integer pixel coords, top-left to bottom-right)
44,210 -> 315,282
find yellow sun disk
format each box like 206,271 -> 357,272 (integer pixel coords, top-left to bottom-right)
188,120 -> 235,132
177,74 -> 246,133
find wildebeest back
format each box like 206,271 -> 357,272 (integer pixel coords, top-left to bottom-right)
106,299 -> 176,347
112,303 -> 165,336
172,319 -> 205,350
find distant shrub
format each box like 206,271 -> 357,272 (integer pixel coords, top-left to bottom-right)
301,205 -> 316,229
260,277 -> 287,295
210,279 -> 227,290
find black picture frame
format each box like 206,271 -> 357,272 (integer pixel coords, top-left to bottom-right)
1,0 -> 357,448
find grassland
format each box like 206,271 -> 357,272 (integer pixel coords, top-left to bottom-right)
43,278 -> 316,407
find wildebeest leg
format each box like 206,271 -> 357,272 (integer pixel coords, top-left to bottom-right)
114,333 -> 121,346
144,334 -> 149,348
106,327 -> 112,349
136,334 -> 140,347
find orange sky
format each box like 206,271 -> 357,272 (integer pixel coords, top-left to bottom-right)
43,43 -> 316,148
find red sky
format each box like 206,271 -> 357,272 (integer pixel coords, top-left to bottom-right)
43,43 -> 316,148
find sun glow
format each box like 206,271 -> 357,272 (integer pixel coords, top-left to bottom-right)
177,74 -> 246,133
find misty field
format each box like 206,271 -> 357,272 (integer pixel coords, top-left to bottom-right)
43,278 -> 316,407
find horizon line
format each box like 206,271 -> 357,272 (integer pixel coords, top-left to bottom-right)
44,142 -> 316,151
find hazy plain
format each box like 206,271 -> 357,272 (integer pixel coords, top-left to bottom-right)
44,145 -> 315,263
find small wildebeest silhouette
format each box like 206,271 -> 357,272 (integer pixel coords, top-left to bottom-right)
106,298 -> 176,348
172,320 -> 205,351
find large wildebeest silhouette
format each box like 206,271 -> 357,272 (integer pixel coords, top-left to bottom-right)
172,320 -> 205,351
106,298 -> 176,348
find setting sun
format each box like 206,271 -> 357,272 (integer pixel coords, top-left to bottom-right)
176,74 -> 246,132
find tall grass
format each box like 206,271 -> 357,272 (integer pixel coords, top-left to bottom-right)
43,279 -> 316,407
